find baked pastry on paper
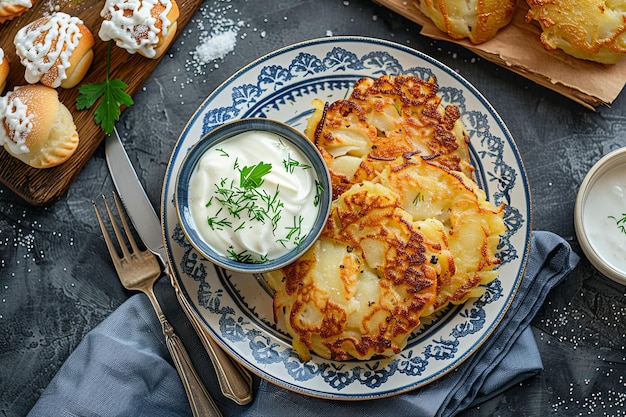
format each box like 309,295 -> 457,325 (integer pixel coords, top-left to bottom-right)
417,0 -> 518,44
526,0 -> 626,64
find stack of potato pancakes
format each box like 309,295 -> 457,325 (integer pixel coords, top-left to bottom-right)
264,75 -> 506,361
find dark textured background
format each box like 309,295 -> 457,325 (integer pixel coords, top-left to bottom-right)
1,1 -> 626,416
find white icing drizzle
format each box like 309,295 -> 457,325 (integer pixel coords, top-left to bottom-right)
0,47 -> 4,64
99,0 -> 174,58
0,0 -> 32,7
0,93 -> 33,155
14,12 -> 85,88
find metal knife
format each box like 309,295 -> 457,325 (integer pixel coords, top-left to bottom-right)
105,128 -> 254,405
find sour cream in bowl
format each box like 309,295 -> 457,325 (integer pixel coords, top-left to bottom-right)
575,147 -> 626,285
175,118 -> 332,274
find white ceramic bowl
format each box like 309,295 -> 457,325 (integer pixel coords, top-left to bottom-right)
175,118 -> 332,274
574,147 -> 626,285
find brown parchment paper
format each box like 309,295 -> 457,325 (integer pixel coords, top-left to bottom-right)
374,0 -> 626,109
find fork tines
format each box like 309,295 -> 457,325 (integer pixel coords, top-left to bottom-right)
92,192 -> 141,265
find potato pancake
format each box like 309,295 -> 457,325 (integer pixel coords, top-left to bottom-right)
265,74 -> 505,361
265,181 -> 454,361
305,74 -> 473,199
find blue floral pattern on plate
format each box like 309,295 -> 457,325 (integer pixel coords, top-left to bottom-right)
161,37 -> 531,399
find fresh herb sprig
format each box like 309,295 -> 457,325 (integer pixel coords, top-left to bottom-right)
76,40 -> 134,134
283,154 -> 311,173
240,161 -> 272,189
609,213 -> 626,234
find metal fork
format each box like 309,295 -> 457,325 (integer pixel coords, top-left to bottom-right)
93,192 -> 223,417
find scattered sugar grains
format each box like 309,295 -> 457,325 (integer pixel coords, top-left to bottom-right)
193,30 -> 238,64
185,2 -> 245,76
42,0 -> 64,15
0,205 -> 75,279
537,299 -> 626,415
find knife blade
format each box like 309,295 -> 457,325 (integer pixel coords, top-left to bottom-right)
105,128 -> 253,405
105,128 -> 166,263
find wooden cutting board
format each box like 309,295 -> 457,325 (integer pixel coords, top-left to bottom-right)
0,0 -> 202,205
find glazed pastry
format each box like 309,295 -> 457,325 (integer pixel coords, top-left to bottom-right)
0,47 -> 8,93
417,0 -> 517,44
14,12 -> 95,89
0,0 -> 32,23
99,0 -> 180,59
526,0 -> 626,64
0,84 -> 79,168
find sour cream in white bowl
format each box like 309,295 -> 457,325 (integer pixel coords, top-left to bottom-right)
575,146 -> 626,285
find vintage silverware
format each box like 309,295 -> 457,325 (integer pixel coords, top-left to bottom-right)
105,128 -> 253,405
93,193 -> 222,417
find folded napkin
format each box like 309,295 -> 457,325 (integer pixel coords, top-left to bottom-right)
28,231 -> 579,417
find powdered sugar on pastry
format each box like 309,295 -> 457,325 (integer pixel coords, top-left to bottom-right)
14,12 -> 87,88
99,0 -> 175,58
0,94 -> 33,155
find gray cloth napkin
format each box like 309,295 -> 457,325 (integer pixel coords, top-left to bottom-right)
28,231 -> 579,417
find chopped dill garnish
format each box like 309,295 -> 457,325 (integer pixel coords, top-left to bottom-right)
199,146 -> 320,264
313,180 -> 324,207
283,154 -> 312,173
609,213 -> 626,234
413,192 -> 425,205
227,248 -> 267,264
277,215 -> 308,248
216,148 -> 229,157
207,216 -> 232,231
285,215 -> 304,241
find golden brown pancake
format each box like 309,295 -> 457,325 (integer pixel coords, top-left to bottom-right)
265,75 -> 505,361
306,74 -> 473,199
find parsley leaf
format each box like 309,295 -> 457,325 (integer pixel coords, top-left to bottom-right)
240,162 -> 272,189
76,40 -> 133,134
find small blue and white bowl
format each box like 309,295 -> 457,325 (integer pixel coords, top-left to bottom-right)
175,118 -> 332,274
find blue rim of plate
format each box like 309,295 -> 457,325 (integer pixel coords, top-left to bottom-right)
161,36 -> 531,400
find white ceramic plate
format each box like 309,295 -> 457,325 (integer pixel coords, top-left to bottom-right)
161,36 -> 531,400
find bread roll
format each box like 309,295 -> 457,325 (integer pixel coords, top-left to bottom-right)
417,0 -> 517,44
0,85 -> 79,169
14,12 -> 95,89
0,0 -> 32,23
526,0 -> 626,64
99,0 -> 180,59
0,48 -> 8,93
